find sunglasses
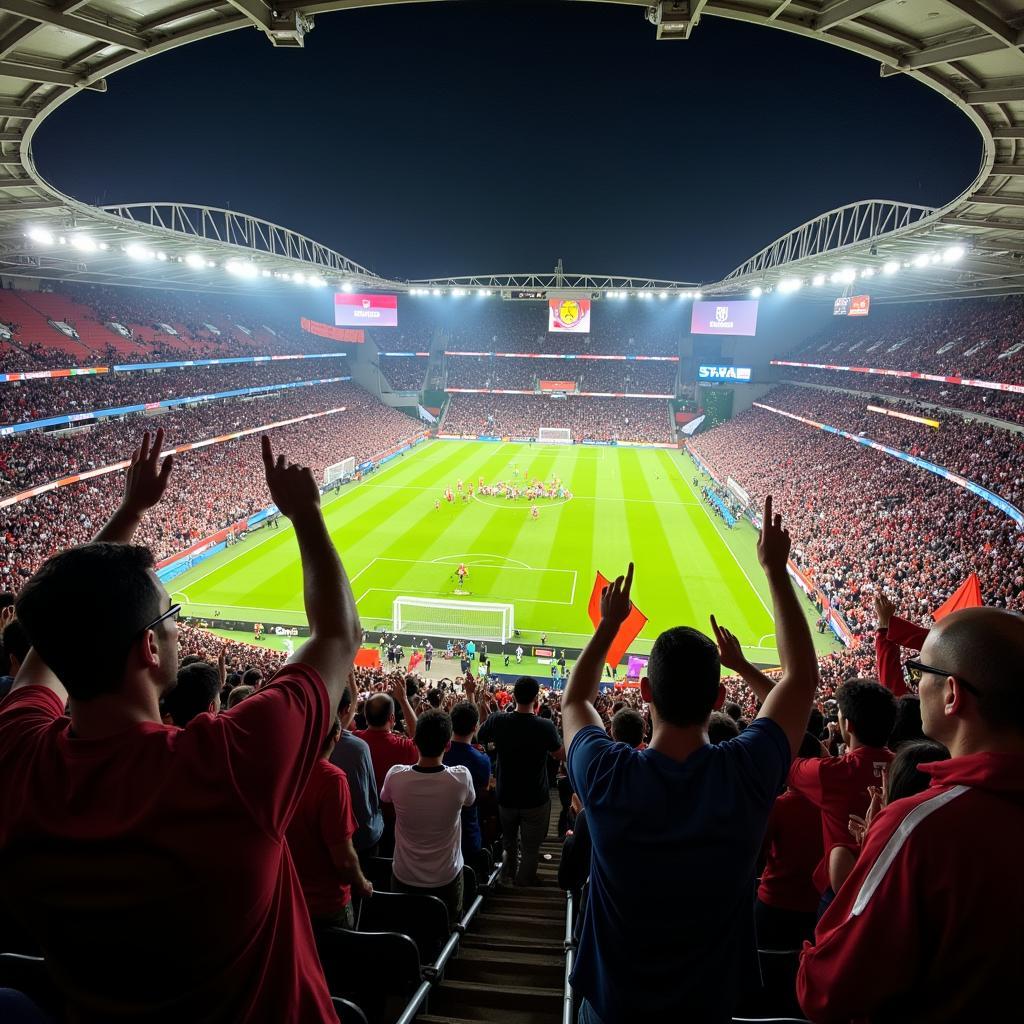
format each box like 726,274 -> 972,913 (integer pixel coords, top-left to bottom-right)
903,658 -> 983,698
138,603 -> 182,637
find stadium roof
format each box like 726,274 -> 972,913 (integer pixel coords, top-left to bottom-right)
0,0 -> 1022,300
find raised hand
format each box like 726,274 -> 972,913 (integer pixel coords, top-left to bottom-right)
600,563 -> 635,628
756,495 -> 791,576
261,435 -> 320,522
873,592 -> 896,630
710,615 -> 749,673
122,429 -> 174,517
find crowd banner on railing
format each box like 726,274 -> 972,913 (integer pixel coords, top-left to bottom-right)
0,352 -> 347,384
704,489 -> 737,527
443,387 -> 673,399
299,318 -> 365,344
380,351 -> 429,357
0,406 -> 351,511
157,432 -> 430,583
445,351 -> 678,362
0,376 -> 352,436
753,401 -> 1024,529
771,359 -> 1024,395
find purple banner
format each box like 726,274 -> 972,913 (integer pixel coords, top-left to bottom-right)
690,299 -> 759,337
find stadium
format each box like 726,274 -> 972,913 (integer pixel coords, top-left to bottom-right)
0,1 -> 1022,1023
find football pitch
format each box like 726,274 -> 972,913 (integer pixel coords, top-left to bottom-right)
171,440 -> 840,665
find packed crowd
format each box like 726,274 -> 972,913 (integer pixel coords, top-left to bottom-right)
0,380 -> 367,498
444,355 -> 677,394
689,404 -> 1024,633
377,355 -> 429,391
441,394 -> 673,443
0,390 -> 423,592
760,384 -> 1024,509
788,295 -> 1024,382
0,358 -> 349,426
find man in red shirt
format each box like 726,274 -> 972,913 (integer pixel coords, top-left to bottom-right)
799,607 -> 1024,1023
0,430 -> 361,1023
287,716 -> 373,931
354,675 -> 419,853
787,678 -> 896,912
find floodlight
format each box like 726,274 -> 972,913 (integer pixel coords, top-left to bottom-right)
860,268 -> 874,278
883,260 -> 900,275
225,259 -> 258,278
912,253 -> 930,268
750,286 -> 763,298
70,234 -> 97,252
308,275 -> 326,287
693,291 -> 702,299
778,278 -> 802,293
942,245 -> 965,263
341,282 -> 354,293
292,272 -> 306,284
659,291 -> 668,299
27,227 -> 53,245
432,288 -> 441,296
156,252 -> 168,261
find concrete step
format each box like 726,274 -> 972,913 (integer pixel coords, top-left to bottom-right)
427,979 -> 563,1023
474,912 -> 565,941
461,933 -> 564,955
449,947 -> 564,988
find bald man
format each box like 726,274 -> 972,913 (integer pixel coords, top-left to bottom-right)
799,607 -> 1024,1023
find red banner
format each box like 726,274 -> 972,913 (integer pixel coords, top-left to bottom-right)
587,571 -> 648,668
539,380 -> 578,392
300,318 -> 365,344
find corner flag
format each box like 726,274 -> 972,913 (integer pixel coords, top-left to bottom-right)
587,571 -> 648,670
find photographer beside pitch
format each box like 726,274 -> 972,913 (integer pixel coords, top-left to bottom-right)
561,496 -> 819,1024
0,430 -> 361,1023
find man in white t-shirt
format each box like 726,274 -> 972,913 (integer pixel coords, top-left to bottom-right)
381,709 -> 475,921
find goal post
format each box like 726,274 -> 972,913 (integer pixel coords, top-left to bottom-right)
538,427 -> 572,444
324,456 -> 355,486
392,597 -> 515,644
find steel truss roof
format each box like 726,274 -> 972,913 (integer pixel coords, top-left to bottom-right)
0,0 -> 1019,299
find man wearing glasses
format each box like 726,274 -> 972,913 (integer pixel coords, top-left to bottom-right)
799,606 -> 1024,1023
0,429 -> 361,1023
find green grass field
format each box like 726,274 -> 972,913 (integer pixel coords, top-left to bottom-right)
171,441 -> 841,665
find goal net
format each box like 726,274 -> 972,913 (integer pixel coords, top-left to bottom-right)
538,427 -> 572,444
324,457 -> 356,486
393,597 -> 515,643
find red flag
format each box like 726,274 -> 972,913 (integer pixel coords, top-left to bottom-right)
587,571 -> 648,669
933,573 -> 984,621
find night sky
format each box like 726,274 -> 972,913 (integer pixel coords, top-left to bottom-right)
34,1 -> 980,284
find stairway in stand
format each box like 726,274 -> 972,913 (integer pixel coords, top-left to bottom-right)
418,805 -> 567,1024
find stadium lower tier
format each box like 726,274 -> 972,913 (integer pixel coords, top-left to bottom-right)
444,354 -> 677,393
689,405 -> 1024,634
0,385 -> 424,593
754,384 -> 1024,509
440,393 -> 674,443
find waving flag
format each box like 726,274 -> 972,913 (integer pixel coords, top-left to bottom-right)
587,571 -> 648,670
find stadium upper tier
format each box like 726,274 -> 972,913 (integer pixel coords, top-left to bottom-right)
0,382 -> 424,593
689,404 -> 1024,635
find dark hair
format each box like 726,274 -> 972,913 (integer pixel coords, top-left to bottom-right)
340,686 -> 354,711
427,688 -> 442,708
321,717 -> 343,757
723,701 -> 742,722
707,711 -> 740,744
365,693 -> 394,728
15,543 -> 163,700
180,655 -> 204,668
610,708 -> 645,748
647,626 -> 721,727
886,740 -> 949,803
807,707 -> 825,740
836,678 -> 897,748
2,619 -> 30,665
513,677 -> 540,706
415,709 -> 453,757
241,668 -> 262,689
450,700 -> 479,737
226,684 -> 254,708
0,592 -> 15,609
163,662 -> 220,727
888,695 -> 924,750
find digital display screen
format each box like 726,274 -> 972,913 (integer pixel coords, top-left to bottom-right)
548,297 -> 591,333
690,299 -> 759,336
834,294 -> 871,317
334,293 -> 398,327
698,365 -> 752,382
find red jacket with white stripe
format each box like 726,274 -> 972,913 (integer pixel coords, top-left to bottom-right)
797,752 -> 1024,1023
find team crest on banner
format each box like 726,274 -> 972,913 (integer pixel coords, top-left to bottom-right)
716,306 -> 729,322
548,297 -> 591,334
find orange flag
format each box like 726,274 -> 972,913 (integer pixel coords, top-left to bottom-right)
587,571 -> 648,670
933,572 -> 984,621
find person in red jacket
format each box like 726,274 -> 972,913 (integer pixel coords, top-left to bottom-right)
798,606 -> 1024,1024
873,592 -> 929,696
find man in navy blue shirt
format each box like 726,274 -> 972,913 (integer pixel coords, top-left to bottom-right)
443,698 -> 492,863
561,496 -> 819,1024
